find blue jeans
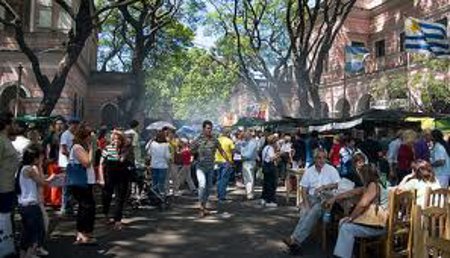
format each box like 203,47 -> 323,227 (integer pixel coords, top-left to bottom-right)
197,167 -> 213,205
334,222 -> 386,258
152,168 -> 167,195
216,163 -> 232,201
291,196 -> 322,245
60,185 -> 73,214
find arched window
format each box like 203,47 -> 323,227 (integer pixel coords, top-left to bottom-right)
335,98 -> 351,118
0,85 -> 27,114
357,94 -> 373,114
101,103 -> 119,127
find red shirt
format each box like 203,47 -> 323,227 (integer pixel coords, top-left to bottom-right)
181,148 -> 192,166
330,143 -> 342,167
397,144 -> 414,171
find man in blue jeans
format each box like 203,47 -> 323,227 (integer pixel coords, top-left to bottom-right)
191,120 -> 229,217
215,128 -> 235,207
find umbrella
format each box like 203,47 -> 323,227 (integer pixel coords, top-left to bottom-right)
176,125 -> 198,139
146,121 -> 176,130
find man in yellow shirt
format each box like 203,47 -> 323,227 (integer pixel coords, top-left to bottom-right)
215,128 -> 234,202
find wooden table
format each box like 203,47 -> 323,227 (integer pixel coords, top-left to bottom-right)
285,168 -> 305,207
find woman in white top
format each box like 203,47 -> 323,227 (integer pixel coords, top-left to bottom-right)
68,125 -> 102,245
17,145 -> 55,258
261,135 -> 280,207
397,160 -> 440,207
148,131 -> 171,195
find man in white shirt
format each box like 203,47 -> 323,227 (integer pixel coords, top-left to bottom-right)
58,118 -> 79,215
125,120 -> 142,164
283,149 -> 340,254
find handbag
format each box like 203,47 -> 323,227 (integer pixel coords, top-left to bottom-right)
66,163 -> 88,187
352,184 -> 389,227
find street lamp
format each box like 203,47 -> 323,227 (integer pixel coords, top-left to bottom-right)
14,64 -> 23,118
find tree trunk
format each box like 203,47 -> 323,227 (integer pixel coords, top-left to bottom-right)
294,65 -> 313,118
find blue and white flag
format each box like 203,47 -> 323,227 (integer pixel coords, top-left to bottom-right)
345,46 -> 370,73
405,17 -> 450,58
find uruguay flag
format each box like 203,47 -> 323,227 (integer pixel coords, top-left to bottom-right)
345,46 -> 370,73
405,17 -> 450,58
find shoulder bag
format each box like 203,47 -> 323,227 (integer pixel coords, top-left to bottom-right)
352,184 -> 389,227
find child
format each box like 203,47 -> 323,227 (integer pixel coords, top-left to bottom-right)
17,145 -> 55,258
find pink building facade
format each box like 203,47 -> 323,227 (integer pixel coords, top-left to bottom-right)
321,0 -> 450,118
0,0 -> 128,126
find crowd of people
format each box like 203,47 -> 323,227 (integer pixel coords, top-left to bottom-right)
1,110 -> 450,258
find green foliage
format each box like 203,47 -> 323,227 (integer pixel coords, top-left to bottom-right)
370,54 -> 450,112
145,48 -> 238,121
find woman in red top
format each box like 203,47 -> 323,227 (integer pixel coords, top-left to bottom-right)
175,139 -> 196,193
329,135 -> 342,168
396,130 -> 416,184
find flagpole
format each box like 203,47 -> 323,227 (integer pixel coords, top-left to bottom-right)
406,52 -> 412,110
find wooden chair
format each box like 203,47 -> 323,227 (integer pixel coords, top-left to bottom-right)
414,204 -> 450,258
357,189 -> 416,258
424,187 -> 450,208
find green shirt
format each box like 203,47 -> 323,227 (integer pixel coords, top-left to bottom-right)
0,134 -> 19,193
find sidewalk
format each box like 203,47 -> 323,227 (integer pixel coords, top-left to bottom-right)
46,186 -> 327,258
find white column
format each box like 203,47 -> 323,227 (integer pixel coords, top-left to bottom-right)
29,0 -> 36,32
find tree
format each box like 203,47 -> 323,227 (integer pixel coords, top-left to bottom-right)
145,48 -> 238,121
0,0 -> 135,116
205,0 -> 291,117
286,0 -> 357,117
98,0 -> 205,120
373,55 -> 450,113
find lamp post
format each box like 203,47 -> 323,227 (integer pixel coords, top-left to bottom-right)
14,64 -> 23,118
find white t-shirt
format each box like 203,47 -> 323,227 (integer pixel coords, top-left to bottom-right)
148,141 -> 170,169
262,145 -> 275,163
387,138 -> 402,164
300,163 -> 341,196
12,135 -> 31,160
58,130 -> 74,168
280,142 -> 292,153
430,142 -> 450,176
399,179 -> 440,207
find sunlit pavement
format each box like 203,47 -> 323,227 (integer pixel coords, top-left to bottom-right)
47,186 -> 326,258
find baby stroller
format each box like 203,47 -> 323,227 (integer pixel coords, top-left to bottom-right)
147,187 -> 171,211
129,163 -> 150,209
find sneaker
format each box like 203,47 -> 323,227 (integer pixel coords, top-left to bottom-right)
266,202 -> 278,208
247,194 -> 254,200
36,247 -> 49,256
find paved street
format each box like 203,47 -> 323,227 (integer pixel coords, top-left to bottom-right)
46,187 -> 325,258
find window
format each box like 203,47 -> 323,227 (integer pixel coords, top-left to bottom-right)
0,6 -> 5,30
58,0 -> 72,30
436,17 -> 448,28
37,0 -> 52,28
399,32 -> 405,52
375,39 -> 385,57
351,41 -> 365,48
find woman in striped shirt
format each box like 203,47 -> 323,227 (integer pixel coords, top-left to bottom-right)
99,131 -> 133,230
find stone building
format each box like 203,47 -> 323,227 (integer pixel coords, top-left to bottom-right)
320,0 -> 450,118
0,0 -> 129,126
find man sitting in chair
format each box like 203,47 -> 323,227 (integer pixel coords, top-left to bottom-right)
283,149 -> 341,255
